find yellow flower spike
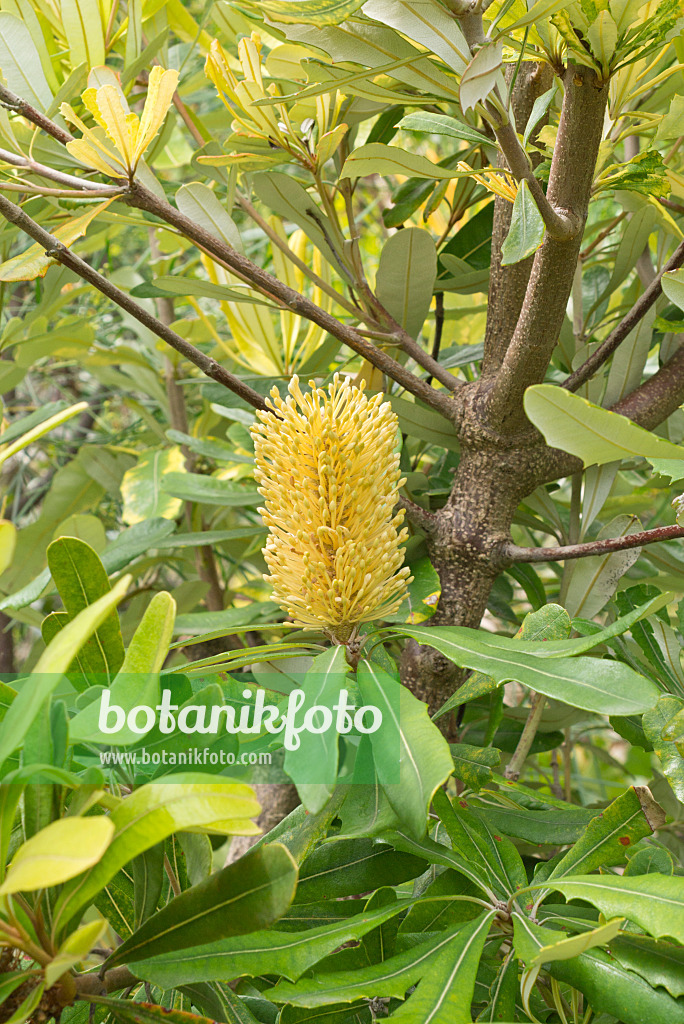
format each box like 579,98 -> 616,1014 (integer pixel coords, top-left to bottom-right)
62,66 -> 179,178
252,375 -> 412,643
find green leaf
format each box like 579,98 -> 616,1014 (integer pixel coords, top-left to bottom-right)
450,743 -> 500,791
130,896 -> 431,986
526,915 -> 625,967
107,843 -> 297,968
161,472 -> 261,507
524,384 -> 684,466
535,873 -> 684,945
553,945 -> 684,1024
0,400 -> 88,469
375,227 -> 437,340
176,182 -> 242,253
0,816 -> 114,894
565,514 -> 644,619
362,0 -> 469,76
61,0 -> 104,67
643,696 -> 684,801
342,144 -> 470,181
464,795 -> 597,846
180,982 -> 263,1024
598,150 -> 670,197
265,911 -> 495,1007
379,827 -> 499,895
610,934 -> 684,999
235,0 -> 365,24
398,112 -> 491,146
476,953 -> 517,1023
459,41 -> 503,112
501,180 -> 545,266
81,997 -> 223,1024
69,591 -> 176,745
0,576 -> 131,771
357,662 -> 453,839
380,910 -> 496,1023
432,789 -> 527,899
252,172 -> 352,280
397,625 -> 660,716
121,449 -> 186,525
544,786 -> 665,882
294,837 -> 427,903
284,646 -> 349,813
388,396 -> 460,450
0,12 -> 53,111
47,536 -> 125,682
52,781 -> 261,934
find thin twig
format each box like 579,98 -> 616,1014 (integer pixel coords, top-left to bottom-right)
564,235 -> 684,392
504,693 -> 546,781
426,292 -> 445,387
0,192 -> 269,411
126,180 -> 459,415
236,192 -> 360,316
0,85 -> 462,414
0,83 -> 73,144
500,523 -> 684,565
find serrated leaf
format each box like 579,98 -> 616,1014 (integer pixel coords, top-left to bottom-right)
535,873 -> 684,945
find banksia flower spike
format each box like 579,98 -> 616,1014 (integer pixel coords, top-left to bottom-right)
252,375 -> 412,643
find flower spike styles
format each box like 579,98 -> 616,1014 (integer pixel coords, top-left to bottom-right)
252,375 -> 412,643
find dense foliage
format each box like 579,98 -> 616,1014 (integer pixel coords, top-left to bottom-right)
3,1 -> 684,1022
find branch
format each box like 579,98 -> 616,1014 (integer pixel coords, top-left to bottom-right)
612,340 -> 684,430
0,83 -> 73,145
126,181 -> 459,417
483,64 -> 610,433
75,967 -> 139,997
0,147 -> 116,193
0,88 -> 460,418
504,692 -> 546,781
483,61 -> 554,375
563,235 -> 684,392
0,193 -> 269,411
398,495 -> 438,534
500,524 -> 684,564
493,122 -> 578,240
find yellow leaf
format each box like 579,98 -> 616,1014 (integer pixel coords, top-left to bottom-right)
44,919 -> 106,988
133,66 -> 179,167
65,138 -> 123,177
85,84 -> 138,169
0,816 -> 115,894
0,520 -> 16,575
0,199 -> 115,282
61,101 -> 127,172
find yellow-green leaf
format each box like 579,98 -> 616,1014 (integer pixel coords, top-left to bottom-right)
0,201 -> 115,281
0,520 -> 17,575
0,816 -> 115,894
524,384 -> 684,467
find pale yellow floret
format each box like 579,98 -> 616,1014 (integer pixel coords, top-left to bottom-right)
251,375 -> 412,642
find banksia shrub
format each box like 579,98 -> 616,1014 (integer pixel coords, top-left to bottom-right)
252,375 -> 412,642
